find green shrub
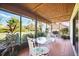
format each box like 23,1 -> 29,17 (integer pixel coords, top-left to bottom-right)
59,28 -> 69,36
21,34 -> 28,43
37,31 -> 46,37
26,33 -> 35,38
52,31 -> 59,34
59,28 -> 70,40
25,31 -> 46,38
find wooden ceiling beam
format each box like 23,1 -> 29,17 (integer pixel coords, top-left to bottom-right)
0,4 -> 51,24
47,14 -> 71,23
51,19 -> 70,23
33,3 -> 43,11
14,4 -> 52,24
0,4 -> 35,19
49,14 -> 71,20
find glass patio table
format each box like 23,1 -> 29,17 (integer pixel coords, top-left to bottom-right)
36,37 -> 47,44
31,47 -> 49,56
36,37 -> 56,45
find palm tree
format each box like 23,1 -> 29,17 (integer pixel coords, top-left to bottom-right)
7,17 -> 20,33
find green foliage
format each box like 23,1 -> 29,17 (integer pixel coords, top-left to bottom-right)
7,17 -> 19,25
26,33 -> 35,38
7,17 -> 20,33
45,28 -> 49,33
21,34 -> 27,43
0,17 -> 20,33
37,31 -> 46,37
26,31 -> 46,38
59,28 -> 69,36
76,28 -> 78,35
59,28 -> 69,40
52,31 -> 59,34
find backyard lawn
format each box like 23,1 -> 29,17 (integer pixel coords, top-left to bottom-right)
0,33 -> 6,40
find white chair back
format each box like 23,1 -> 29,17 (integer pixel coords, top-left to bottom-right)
27,37 -> 49,56
27,37 -> 34,55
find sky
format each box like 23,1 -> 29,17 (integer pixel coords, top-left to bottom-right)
0,10 -> 33,26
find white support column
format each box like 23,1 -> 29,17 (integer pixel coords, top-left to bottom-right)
70,3 -> 79,44
70,3 -> 79,56
51,23 -> 52,32
70,17 -> 73,45
78,8 -> 79,56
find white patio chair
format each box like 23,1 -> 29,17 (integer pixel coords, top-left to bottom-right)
27,37 -> 36,56
27,37 -> 49,56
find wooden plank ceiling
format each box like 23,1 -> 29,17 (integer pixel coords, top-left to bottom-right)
0,3 -> 75,24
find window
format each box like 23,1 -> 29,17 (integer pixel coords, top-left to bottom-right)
73,12 -> 79,55
21,17 -> 35,43
37,20 -> 47,38
0,9 -> 36,55
0,10 -> 20,44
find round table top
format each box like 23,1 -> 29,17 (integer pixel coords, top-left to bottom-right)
31,47 -> 49,56
36,37 -> 56,44
37,37 -> 47,44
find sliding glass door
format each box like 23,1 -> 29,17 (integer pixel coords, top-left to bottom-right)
73,12 -> 79,56
21,17 -> 35,47
0,8 -> 49,56
0,9 -> 36,55
0,10 -> 21,55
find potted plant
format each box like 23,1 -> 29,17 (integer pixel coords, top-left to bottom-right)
59,28 -> 70,40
